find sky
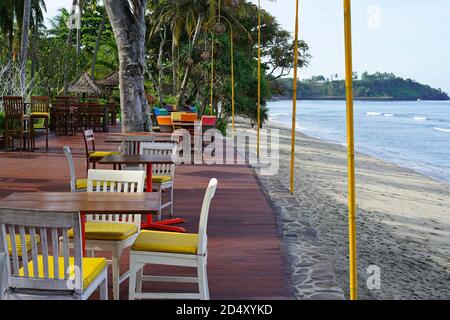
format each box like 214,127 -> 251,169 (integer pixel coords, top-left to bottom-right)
44,0 -> 450,93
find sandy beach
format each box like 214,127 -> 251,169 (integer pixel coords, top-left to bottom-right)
236,119 -> 450,299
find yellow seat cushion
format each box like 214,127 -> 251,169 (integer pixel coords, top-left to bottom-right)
7,234 -> 41,257
89,151 -> 119,158
75,179 -> 87,190
152,175 -> 172,184
69,222 -> 138,241
19,256 -> 106,289
30,112 -> 49,117
75,179 -> 112,190
132,230 -> 198,254
171,112 -> 183,122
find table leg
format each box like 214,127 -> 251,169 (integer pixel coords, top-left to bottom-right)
81,212 -> 86,257
141,163 -> 186,232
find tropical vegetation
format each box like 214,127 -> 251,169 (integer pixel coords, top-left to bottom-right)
0,0 -> 310,133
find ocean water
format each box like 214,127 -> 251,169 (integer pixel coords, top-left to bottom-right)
268,100 -> 450,183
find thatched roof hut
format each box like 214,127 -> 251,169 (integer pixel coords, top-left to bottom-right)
68,72 -> 101,94
97,71 -> 119,88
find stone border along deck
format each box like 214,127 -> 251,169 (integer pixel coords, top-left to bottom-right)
251,167 -> 346,299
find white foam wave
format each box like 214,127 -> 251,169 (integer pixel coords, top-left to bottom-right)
270,112 -> 289,117
366,112 -> 382,116
383,113 -> 395,117
294,123 -> 307,131
414,116 -> 428,121
434,127 -> 450,133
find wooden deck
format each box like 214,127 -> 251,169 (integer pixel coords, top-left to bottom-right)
0,129 -> 292,299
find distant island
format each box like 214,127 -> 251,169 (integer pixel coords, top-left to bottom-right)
272,72 -> 450,101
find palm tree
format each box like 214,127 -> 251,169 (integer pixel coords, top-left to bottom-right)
30,0 -> 46,79
81,0 -> 106,80
20,0 -> 31,94
0,0 -> 15,56
174,0 -> 249,108
104,0 -> 151,132
149,0 -> 200,95
63,0 -> 79,94
0,0 -> 45,60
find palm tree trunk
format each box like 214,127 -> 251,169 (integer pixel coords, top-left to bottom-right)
171,22 -> 179,95
104,0 -> 151,132
177,12 -> 204,108
91,14 -> 107,80
157,28 -> 167,105
76,0 -> 83,55
30,27 -> 36,80
63,0 -> 78,95
20,0 -> 31,96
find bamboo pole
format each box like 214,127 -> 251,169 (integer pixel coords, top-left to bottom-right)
210,34 -> 215,115
231,26 -> 235,133
290,0 -> 300,194
257,0 -> 261,157
343,0 -> 358,300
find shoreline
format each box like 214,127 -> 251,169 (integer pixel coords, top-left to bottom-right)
268,118 -> 450,186
269,97 -> 450,102
235,118 -> 450,299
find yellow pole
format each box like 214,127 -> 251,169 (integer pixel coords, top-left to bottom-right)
231,27 -> 235,133
257,0 -> 261,157
344,0 -> 358,300
290,0 -> 299,194
210,34 -> 214,115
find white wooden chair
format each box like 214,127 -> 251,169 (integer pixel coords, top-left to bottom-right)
140,142 -> 177,219
128,178 -> 217,300
63,145 -> 87,192
72,169 -> 145,300
0,252 -> 7,299
0,208 -> 108,300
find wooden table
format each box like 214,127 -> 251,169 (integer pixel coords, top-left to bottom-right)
105,131 -> 187,155
105,131 -> 185,143
99,154 -> 185,233
0,192 -> 161,256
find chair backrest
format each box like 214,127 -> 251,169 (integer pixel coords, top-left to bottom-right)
63,146 -> 77,192
201,116 -> 217,126
155,108 -> 169,116
82,129 -> 95,154
87,170 -> 145,228
145,93 -> 155,106
30,96 -> 50,113
157,116 -> 174,133
181,113 -> 197,122
189,106 -> 198,114
140,142 -> 177,178
3,96 -> 24,119
201,116 -> 217,134
197,179 -> 218,255
0,252 -> 6,298
55,96 -> 78,108
0,208 -> 84,298
171,112 -> 183,122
